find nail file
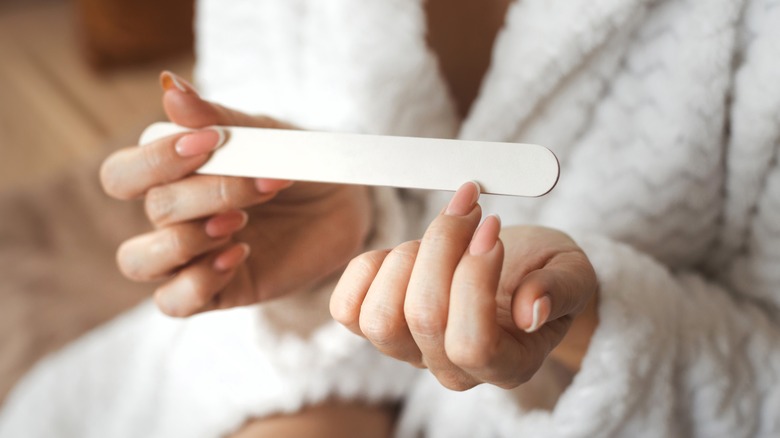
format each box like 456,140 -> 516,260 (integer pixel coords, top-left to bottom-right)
139,122 -> 559,197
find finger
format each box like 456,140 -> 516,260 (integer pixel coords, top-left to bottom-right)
330,249 -> 391,336
160,71 -> 296,193
155,242 -> 250,317
446,216 -> 503,364
359,240 -> 423,366
100,128 -> 225,200
196,262 -> 254,314
160,71 -> 296,130
117,210 -> 248,281
404,181 -> 482,390
144,174 -> 276,226
445,215 -> 529,387
511,249 -> 598,333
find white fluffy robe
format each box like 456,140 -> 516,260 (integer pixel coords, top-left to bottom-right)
2,0 -> 780,437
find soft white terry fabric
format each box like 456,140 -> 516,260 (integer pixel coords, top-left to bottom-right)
2,0 -> 780,437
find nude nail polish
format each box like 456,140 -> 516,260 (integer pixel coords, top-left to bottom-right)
469,214 -> 501,255
175,128 -> 226,157
160,70 -> 196,94
525,295 -> 551,333
205,211 -> 249,238
445,181 -> 481,216
213,243 -> 250,272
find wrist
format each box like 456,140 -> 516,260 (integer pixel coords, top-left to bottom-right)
548,287 -> 599,373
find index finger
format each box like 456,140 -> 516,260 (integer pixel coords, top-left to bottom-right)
100,128 -> 225,200
403,182 -> 482,388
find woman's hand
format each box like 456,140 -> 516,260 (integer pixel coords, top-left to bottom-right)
330,182 -> 598,390
100,72 -> 373,317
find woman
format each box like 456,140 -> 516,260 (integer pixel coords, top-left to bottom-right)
1,0 -> 779,436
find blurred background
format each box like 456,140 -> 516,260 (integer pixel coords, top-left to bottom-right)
0,0 -> 195,401
0,0 -> 194,187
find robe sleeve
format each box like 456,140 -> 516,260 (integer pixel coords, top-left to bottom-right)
395,0 -> 780,435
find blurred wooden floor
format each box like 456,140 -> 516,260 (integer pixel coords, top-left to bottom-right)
0,0 -> 193,189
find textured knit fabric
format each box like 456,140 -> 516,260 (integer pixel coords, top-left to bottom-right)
1,0 -> 779,437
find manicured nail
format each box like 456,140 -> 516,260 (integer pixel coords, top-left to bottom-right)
525,295 -> 551,333
160,70 -> 196,94
445,181 -> 481,216
213,243 -> 250,272
469,214 -> 501,255
175,128 -> 226,157
205,210 -> 249,238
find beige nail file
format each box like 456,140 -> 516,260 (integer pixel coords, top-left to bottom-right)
139,122 -> 559,197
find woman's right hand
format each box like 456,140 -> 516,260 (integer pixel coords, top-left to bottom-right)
100,72 -> 373,317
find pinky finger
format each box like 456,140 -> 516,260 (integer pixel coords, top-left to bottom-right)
154,243 -> 250,317
330,249 -> 390,336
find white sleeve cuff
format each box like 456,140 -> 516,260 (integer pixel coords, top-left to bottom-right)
396,232 -> 685,438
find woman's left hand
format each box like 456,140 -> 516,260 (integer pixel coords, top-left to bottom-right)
330,181 -> 598,390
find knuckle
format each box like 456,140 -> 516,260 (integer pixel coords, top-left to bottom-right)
453,276 -> 482,295
330,292 -> 356,326
434,370 -> 476,392
163,227 -> 191,266
330,250 -> 389,326
330,289 -> 357,326
145,187 -> 175,225
141,143 -> 167,183
405,305 -> 446,338
446,340 -> 497,371
215,176 -> 242,210
422,205 -> 482,246
330,293 -> 359,326
386,241 -> 420,266
359,309 -> 403,347
216,176 -> 231,210
349,251 -> 385,279
422,222 -> 452,246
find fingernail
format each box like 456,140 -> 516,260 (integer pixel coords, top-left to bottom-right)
469,214 -> 501,255
160,70 -> 196,94
175,128 -> 226,157
445,181 -> 481,216
205,210 -> 249,238
525,295 -> 551,333
213,243 -> 250,272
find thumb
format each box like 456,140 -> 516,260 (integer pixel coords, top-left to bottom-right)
159,71 -> 297,192
159,71 -> 295,130
511,250 -> 597,333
